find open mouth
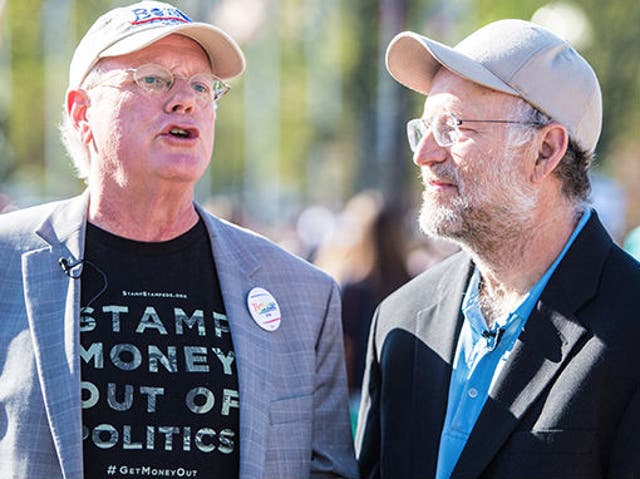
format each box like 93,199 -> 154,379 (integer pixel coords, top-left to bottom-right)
169,127 -> 192,139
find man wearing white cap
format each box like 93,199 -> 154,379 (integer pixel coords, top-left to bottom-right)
0,2 -> 356,478
356,19 -> 640,479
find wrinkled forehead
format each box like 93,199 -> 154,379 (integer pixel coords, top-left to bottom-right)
423,68 -> 523,117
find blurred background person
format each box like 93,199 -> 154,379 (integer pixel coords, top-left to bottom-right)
315,191 -> 411,427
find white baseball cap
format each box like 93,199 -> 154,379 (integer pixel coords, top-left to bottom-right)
69,1 -> 246,89
386,19 -> 602,153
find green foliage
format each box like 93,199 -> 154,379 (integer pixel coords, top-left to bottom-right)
7,0 -> 45,177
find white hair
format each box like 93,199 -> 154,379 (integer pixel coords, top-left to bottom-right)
505,97 -> 552,148
58,65 -> 107,180
506,98 -> 592,205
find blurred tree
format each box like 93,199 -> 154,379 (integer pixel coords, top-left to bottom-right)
346,0 -> 380,194
6,0 -> 45,185
342,0 -> 412,207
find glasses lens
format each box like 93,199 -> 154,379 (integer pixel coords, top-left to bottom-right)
133,64 -> 172,92
188,74 -> 229,102
131,64 -> 230,103
407,119 -> 426,152
189,73 -> 217,101
211,79 -> 230,101
434,113 -> 458,147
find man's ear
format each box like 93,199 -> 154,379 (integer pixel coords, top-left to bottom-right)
531,123 -> 568,183
66,89 -> 93,144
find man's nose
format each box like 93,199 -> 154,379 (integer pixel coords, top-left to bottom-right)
412,130 -> 447,167
164,79 -> 197,114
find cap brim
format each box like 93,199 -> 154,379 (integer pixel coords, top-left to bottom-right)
100,22 -> 245,80
385,31 -> 518,97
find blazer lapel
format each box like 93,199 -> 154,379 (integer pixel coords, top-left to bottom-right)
416,254 -> 471,362
197,207 -> 272,479
452,212 -> 609,478
22,193 -> 88,478
409,254 -> 470,476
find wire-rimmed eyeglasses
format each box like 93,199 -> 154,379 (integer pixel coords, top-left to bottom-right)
407,112 -> 543,151
91,63 -> 231,104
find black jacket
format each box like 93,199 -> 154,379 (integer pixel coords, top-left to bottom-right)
356,211 -> 640,479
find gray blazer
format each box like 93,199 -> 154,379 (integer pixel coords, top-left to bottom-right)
356,212 -> 640,478
0,192 -> 357,479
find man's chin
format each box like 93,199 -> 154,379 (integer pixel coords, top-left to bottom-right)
418,205 -> 462,240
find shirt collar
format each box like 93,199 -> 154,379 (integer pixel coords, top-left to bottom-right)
461,209 -> 593,334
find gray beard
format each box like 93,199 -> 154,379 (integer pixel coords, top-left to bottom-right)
418,147 -> 537,258
418,188 -> 537,262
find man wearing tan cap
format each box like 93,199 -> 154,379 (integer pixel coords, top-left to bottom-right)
0,2 -> 357,478
356,19 -> 639,479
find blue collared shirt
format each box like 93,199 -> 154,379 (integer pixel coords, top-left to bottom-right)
435,209 -> 592,479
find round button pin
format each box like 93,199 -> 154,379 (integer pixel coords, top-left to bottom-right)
247,287 -> 281,331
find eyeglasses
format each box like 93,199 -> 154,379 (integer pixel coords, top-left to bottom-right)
92,63 -> 231,104
407,112 -> 543,151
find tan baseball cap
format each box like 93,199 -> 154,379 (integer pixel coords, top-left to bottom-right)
69,1 -> 245,89
386,19 -> 602,153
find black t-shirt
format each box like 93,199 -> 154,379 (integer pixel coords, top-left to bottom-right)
80,220 -> 239,479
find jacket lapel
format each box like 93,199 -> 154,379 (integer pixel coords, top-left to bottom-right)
22,193 -> 89,479
409,254 -> 470,476
197,206 -> 272,479
416,254 -> 471,362
452,212 -> 610,478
